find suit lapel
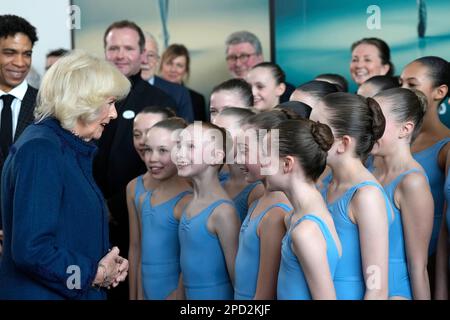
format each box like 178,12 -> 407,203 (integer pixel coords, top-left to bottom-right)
14,85 -> 38,141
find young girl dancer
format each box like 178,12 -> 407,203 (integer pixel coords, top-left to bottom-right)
214,107 -> 264,222
311,92 -> 392,300
246,62 -> 287,112
209,78 -> 254,123
233,110 -> 293,299
127,106 -> 175,299
176,122 -> 240,299
372,88 -> 433,299
435,158 -> 450,299
265,119 -> 342,299
138,118 -> 192,299
400,57 -> 450,257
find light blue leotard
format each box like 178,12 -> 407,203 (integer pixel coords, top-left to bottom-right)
218,171 -> 230,184
384,169 -> 427,299
322,181 -> 392,300
234,200 -> 292,300
221,180 -> 262,222
445,169 -> 450,269
134,174 -> 151,210
140,190 -> 191,299
179,199 -> 236,300
413,138 -> 450,255
365,155 -> 375,172
319,173 -> 333,194
277,214 -> 340,300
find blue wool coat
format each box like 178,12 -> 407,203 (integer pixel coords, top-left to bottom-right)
0,118 -> 110,299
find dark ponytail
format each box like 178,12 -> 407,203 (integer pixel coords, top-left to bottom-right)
275,101 -> 312,119
242,108 -> 301,131
311,121 -> 334,152
322,92 -> 386,159
276,119 -> 333,181
367,97 -> 386,142
374,88 -> 426,143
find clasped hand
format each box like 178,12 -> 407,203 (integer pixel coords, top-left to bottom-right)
93,246 -> 129,289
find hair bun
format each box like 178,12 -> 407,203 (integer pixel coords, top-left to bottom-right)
277,107 -> 301,120
409,89 -> 428,115
366,97 -> 386,141
310,121 -> 334,152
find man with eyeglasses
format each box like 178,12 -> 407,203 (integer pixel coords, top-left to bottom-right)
225,30 -> 295,102
141,32 -> 194,122
225,31 -> 264,79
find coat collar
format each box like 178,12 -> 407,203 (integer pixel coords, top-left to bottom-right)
39,117 -> 97,157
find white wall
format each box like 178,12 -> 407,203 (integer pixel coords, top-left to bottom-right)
2,0 -> 72,83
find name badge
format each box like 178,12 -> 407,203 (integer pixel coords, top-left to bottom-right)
122,110 -> 135,119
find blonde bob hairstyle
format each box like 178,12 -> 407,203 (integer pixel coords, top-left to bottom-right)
35,50 -> 130,130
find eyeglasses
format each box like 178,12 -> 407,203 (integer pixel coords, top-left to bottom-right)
147,51 -> 160,60
226,53 -> 256,64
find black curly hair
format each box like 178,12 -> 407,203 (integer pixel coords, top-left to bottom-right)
0,14 -> 38,45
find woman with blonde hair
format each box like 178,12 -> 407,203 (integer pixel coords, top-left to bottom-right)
0,51 -> 130,299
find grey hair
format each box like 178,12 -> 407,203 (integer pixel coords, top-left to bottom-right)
144,31 -> 159,54
225,31 -> 263,56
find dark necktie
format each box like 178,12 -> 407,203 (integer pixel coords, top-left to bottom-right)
0,94 -> 15,157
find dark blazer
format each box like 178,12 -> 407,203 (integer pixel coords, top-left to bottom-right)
93,73 -> 176,275
153,76 -> 194,122
187,88 -> 207,121
14,85 -> 38,141
0,85 -> 37,165
0,118 -> 109,299
0,85 -> 37,230
94,73 -> 176,198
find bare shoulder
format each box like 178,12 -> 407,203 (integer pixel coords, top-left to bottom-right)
291,218 -> 326,253
126,178 -> 137,197
261,204 -> 290,225
349,183 -> 386,221
177,192 -> 193,208
174,192 -> 193,219
210,200 -> 238,221
352,183 -> 384,204
248,183 -> 265,203
398,171 -> 429,196
208,199 -> 240,234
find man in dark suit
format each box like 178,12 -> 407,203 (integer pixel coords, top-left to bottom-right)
94,20 -> 176,299
141,32 -> 194,122
0,15 -> 38,235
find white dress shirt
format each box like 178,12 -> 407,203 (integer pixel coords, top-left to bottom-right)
0,80 -> 29,138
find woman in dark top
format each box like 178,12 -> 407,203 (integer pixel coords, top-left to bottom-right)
0,51 -> 130,299
159,44 -> 207,121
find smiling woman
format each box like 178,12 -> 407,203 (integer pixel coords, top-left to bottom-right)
34,50 -> 130,135
0,50 -> 131,300
349,38 -> 394,86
